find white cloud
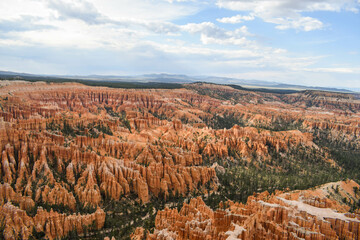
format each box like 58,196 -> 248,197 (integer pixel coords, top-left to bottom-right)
139,21 -> 181,34
0,16 -> 55,32
182,22 -> 226,38
305,67 -> 360,73
47,0 -> 107,24
165,0 -> 195,3
92,0 -> 198,21
216,0 -> 359,15
273,16 -> 323,31
0,0 -> 198,50
216,0 -> 360,31
0,1 -> 335,82
181,22 -> 252,45
217,14 -> 254,24
0,0 -> 51,19
0,0 -> 359,89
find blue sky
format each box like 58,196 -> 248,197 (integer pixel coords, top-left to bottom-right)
0,0 -> 359,89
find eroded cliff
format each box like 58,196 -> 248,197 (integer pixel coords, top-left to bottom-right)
144,180 -> 360,240
0,81 -> 359,239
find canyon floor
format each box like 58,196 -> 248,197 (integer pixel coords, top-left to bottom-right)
0,81 -> 359,239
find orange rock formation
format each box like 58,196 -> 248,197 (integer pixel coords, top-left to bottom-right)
0,81 -> 359,239
145,180 -> 360,240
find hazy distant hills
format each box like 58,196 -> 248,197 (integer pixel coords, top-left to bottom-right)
0,70 -> 355,93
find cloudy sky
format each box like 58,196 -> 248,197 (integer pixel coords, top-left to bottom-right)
0,0 -> 359,89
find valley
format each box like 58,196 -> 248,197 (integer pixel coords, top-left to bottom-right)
0,80 -> 359,239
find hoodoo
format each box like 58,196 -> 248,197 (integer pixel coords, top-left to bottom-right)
0,81 -> 359,239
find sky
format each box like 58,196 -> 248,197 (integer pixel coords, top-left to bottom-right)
0,0 -> 359,89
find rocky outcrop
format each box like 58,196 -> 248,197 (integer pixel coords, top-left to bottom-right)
148,180 -> 360,240
0,183 -> 35,211
281,90 -> 360,111
0,202 -> 34,240
0,201 -> 105,240
35,183 -> 76,211
33,207 -> 105,240
74,165 -> 102,207
0,81 -> 359,239
131,227 -> 145,240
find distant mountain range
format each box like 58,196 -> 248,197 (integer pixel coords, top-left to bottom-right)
0,70 -> 355,93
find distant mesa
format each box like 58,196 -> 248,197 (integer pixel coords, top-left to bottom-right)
0,70 -> 355,93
